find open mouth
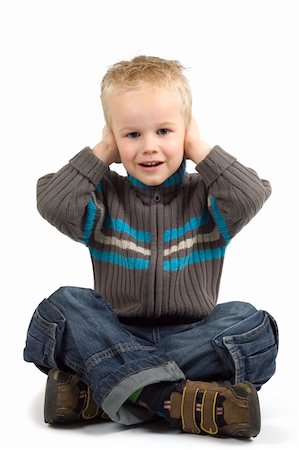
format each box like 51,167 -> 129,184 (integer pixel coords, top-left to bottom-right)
139,161 -> 163,167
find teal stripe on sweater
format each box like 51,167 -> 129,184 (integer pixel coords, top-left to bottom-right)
96,181 -> 103,192
164,209 -> 211,242
162,160 -> 186,187
210,196 -> 231,244
82,199 -> 97,244
89,247 -> 150,269
163,246 -> 226,270
104,217 -> 151,243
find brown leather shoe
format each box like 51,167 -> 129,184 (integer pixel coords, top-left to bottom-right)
44,369 -> 110,424
166,380 -> 260,438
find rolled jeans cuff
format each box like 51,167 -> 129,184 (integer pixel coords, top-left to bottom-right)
101,360 -> 185,425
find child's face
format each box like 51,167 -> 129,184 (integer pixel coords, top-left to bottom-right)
109,86 -> 186,186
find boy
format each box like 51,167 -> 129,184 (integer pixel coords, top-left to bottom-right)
24,55 -> 278,439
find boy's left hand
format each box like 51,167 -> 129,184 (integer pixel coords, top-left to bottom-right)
184,117 -> 212,164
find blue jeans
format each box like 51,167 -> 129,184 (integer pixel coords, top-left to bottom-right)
23,287 -> 278,425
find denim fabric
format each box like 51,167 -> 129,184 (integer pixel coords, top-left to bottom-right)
24,287 -> 278,425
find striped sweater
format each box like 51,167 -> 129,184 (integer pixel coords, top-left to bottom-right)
37,146 -> 271,323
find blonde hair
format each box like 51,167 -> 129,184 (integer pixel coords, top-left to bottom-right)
101,55 -> 192,126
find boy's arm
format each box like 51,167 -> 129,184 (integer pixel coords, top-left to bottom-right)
37,126 -> 120,243
184,119 -> 271,242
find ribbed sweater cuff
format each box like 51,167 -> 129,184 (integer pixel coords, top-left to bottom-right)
195,145 -> 236,187
69,147 -> 110,186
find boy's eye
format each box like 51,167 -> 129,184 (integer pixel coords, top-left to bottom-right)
158,128 -> 170,135
127,132 -> 140,139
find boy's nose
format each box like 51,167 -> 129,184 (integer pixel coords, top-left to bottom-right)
142,135 -> 158,153
142,148 -> 158,155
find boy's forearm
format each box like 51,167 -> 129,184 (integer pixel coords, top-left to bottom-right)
37,147 -> 109,242
196,145 -> 271,239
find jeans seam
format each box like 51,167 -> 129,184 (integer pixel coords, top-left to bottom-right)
86,342 -> 154,370
64,355 -> 89,377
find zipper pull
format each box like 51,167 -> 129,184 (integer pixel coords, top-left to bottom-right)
153,190 -> 161,203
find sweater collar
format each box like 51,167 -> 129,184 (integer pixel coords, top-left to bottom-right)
127,160 -> 186,204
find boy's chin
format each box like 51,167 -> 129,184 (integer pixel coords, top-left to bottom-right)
137,177 -> 166,187
126,167 -> 168,187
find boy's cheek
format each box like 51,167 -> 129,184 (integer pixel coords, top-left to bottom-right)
118,144 -> 137,162
117,148 -> 130,164
117,151 -> 134,171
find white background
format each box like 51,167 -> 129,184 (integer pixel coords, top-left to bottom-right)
1,0 -> 298,448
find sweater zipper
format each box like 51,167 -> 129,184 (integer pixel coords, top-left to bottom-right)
152,188 -> 162,317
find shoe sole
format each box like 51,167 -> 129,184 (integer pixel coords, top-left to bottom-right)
231,382 -> 261,439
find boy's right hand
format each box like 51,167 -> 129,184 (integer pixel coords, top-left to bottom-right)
92,125 -> 121,165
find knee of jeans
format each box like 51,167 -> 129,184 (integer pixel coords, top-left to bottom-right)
51,286 -> 113,312
51,286 -> 87,305
222,301 -> 257,318
213,310 -> 279,390
211,301 -> 258,328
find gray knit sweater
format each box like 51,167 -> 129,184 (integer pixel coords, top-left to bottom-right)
37,146 -> 271,323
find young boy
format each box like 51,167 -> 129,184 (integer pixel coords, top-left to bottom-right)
24,56 -> 278,439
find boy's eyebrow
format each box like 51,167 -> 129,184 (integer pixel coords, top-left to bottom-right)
119,122 -> 177,132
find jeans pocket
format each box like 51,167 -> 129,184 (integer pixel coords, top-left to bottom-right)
23,308 -> 58,369
222,311 -> 278,389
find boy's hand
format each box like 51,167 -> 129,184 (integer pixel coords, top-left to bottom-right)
92,125 -> 121,165
184,117 -> 212,165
